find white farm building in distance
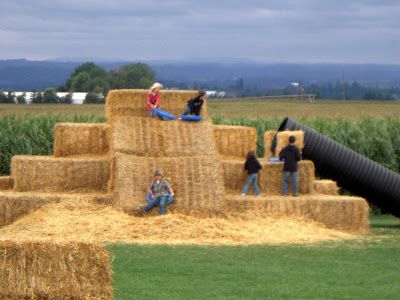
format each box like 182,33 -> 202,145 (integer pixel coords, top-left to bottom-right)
12,92 -> 89,104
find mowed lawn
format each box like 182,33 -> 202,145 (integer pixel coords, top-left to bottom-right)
0,99 -> 399,118
108,215 -> 400,300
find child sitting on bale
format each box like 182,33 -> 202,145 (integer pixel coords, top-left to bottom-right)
279,135 -> 301,197
147,82 -> 163,117
241,151 -> 262,196
141,170 -> 174,215
182,90 -> 207,116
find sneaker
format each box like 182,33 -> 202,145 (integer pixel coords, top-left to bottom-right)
293,194 -> 299,197
139,205 -> 147,216
281,194 -> 288,197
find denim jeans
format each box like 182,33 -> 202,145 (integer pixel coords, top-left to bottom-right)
149,109 -> 155,118
241,173 -> 260,195
281,172 -> 298,196
182,105 -> 191,116
144,195 -> 168,215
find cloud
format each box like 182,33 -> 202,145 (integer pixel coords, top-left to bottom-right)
0,0 -> 399,63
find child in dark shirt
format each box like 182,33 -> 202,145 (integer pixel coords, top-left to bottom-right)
279,135 -> 301,196
241,151 -> 262,196
182,90 -> 207,116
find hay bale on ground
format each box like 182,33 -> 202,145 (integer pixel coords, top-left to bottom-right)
227,194 -> 369,232
106,89 -> 200,122
54,123 -> 110,157
0,177 -> 13,190
112,116 -> 217,157
275,130 -> 304,156
314,180 -> 339,195
222,159 -> 315,195
264,130 -> 277,159
11,156 -> 111,193
213,125 -> 257,158
0,241 -> 112,299
113,153 -> 226,214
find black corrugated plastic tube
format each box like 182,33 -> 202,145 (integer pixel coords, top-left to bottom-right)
277,117 -> 400,217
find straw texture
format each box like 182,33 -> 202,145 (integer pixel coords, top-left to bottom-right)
112,116 -> 217,157
54,123 -> 110,157
275,130 -> 304,156
0,176 -> 12,190
227,194 -> 369,232
0,199 -> 357,245
0,241 -> 112,299
213,125 -> 257,158
11,156 -> 111,193
264,130 -> 277,159
113,153 -> 226,214
222,159 -> 315,195
106,89 -> 201,122
314,180 -> 339,195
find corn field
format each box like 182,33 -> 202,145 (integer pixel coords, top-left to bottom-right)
212,116 -> 400,174
0,114 -> 106,175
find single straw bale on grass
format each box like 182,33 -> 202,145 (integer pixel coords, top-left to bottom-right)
275,130 -> 304,156
0,177 -> 13,190
314,179 -> 339,195
214,125 -> 257,158
11,155 -> 111,193
222,159 -> 315,195
264,130 -> 277,159
112,153 -> 226,215
227,194 -> 369,232
106,89 -> 201,122
0,241 -> 112,299
54,123 -> 110,157
112,116 -> 217,157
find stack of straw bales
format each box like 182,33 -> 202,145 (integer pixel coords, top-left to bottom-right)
228,194 -> 369,232
113,153 -> 225,214
274,130 -> 304,156
222,160 -> 315,195
314,179 -> 339,195
54,123 -> 110,157
214,125 -> 257,158
106,89 -> 200,122
0,176 -> 12,190
11,156 -> 110,193
0,241 -> 112,299
264,130 -> 277,159
112,116 -> 217,156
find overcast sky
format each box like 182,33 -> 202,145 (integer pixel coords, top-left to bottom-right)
1,0 -> 399,63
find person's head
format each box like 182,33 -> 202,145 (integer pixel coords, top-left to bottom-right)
246,151 -> 256,160
150,82 -> 163,93
154,169 -> 163,180
197,90 -> 207,100
289,135 -> 296,144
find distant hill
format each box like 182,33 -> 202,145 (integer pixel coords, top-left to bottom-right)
0,59 -> 399,90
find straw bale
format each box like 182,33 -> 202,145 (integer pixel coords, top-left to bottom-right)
275,130 -> 304,156
213,125 -> 257,158
112,116 -> 217,157
0,176 -> 13,190
264,130 -> 277,159
314,179 -> 339,195
0,241 -> 112,299
106,89 -> 202,122
0,199 -> 357,245
11,155 -> 111,193
54,123 -> 110,157
227,194 -> 369,232
222,159 -> 315,195
113,153 -> 226,214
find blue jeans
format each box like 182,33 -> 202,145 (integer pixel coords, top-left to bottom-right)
241,173 -> 260,195
143,195 -> 168,215
282,172 -> 298,196
182,105 -> 191,115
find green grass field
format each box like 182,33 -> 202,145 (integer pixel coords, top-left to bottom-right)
108,215 -> 400,300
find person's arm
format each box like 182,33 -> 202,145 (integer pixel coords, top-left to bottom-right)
148,182 -> 155,198
169,187 -> 175,196
279,147 -> 285,161
295,147 -> 301,161
147,93 -> 153,109
154,93 -> 161,108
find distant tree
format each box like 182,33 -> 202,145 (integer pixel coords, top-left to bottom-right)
109,63 -> 155,89
16,93 -> 27,104
31,91 -> 44,104
43,88 -> 59,103
59,93 -> 73,104
5,91 -> 15,103
66,62 -> 109,94
84,92 -> 104,104
0,91 -> 7,103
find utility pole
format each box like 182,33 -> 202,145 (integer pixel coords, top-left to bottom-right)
342,68 -> 346,102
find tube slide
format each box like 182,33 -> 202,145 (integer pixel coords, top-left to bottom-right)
277,117 -> 400,217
